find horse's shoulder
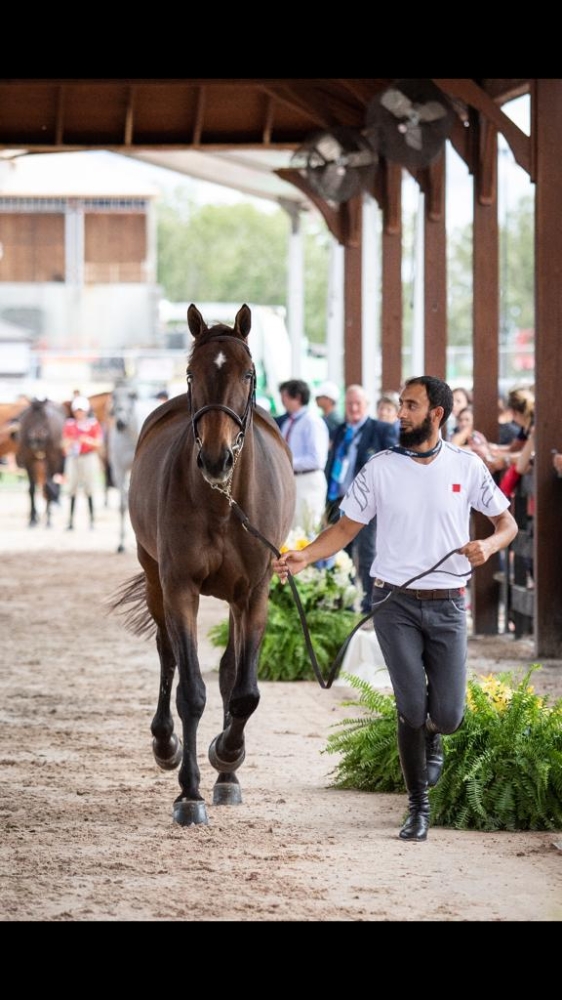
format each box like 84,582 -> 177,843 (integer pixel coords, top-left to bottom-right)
137,393 -> 188,447
253,405 -> 293,459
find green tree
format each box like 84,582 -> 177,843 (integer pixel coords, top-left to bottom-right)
157,191 -> 330,347
447,222 -> 474,346
501,193 -> 534,334
302,215 -> 330,346
157,194 -> 290,304
447,193 -> 534,347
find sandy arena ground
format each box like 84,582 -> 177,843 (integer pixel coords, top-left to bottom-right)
1,474 -> 561,922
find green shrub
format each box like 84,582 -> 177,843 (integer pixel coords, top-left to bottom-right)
208,534 -> 362,682
323,666 -> 562,831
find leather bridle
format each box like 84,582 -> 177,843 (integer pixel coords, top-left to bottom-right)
187,335 -> 256,458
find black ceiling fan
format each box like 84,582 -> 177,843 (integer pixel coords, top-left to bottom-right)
291,126 -> 377,204
364,79 -> 456,170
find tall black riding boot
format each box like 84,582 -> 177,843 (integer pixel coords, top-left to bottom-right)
425,716 -> 444,788
87,495 -> 95,529
66,495 -> 75,531
397,715 -> 430,842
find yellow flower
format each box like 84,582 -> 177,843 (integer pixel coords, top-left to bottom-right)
466,673 -> 518,714
280,537 -> 309,553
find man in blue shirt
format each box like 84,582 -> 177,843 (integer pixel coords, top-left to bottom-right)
278,379 -> 330,534
325,384 -> 399,614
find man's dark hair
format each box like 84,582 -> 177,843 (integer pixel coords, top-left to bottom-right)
404,376 -> 453,428
278,379 -> 310,406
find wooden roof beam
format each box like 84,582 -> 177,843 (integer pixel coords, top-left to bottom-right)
124,85 -> 135,146
276,166 -> 360,246
432,78 -> 531,177
260,84 -> 336,129
55,85 -> 65,146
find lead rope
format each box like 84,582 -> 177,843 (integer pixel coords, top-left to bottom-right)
228,498 -> 472,690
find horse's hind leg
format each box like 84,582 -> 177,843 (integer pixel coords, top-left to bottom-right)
151,625 -> 182,770
140,558 -> 182,772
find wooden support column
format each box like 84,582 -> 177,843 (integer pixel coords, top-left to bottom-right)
276,167 -> 365,388
420,154 -> 447,377
378,160 -> 403,391
343,196 -> 363,386
534,79 -> 562,657
471,114 -> 501,635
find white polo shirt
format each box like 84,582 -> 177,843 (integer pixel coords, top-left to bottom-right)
339,441 -> 511,589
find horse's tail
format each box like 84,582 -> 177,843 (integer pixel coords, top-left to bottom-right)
106,572 -> 156,638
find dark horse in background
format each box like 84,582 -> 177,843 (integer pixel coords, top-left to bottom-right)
110,304 -> 295,826
15,399 -> 66,527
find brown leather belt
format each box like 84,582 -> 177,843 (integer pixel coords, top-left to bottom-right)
373,578 -> 465,600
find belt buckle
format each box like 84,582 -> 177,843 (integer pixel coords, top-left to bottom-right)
374,578 -> 385,588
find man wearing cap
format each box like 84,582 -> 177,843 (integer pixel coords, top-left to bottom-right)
315,380 -> 342,442
62,395 -> 103,530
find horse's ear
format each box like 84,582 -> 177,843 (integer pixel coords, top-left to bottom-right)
187,304 -> 207,340
234,304 -> 252,340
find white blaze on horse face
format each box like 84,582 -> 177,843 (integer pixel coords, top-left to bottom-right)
214,351 -> 227,369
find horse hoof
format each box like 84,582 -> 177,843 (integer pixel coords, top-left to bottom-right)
153,734 -> 182,771
213,782 -> 242,806
117,544 -> 125,553
173,799 -> 208,826
208,734 -> 245,773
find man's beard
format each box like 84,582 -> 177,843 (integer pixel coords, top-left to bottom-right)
399,412 -> 433,448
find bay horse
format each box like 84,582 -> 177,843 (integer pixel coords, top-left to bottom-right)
15,398 -> 66,527
110,304 -> 295,826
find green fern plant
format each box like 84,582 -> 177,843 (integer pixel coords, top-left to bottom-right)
323,674 -> 405,791
323,666 -> 562,832
208,534 -> 362,682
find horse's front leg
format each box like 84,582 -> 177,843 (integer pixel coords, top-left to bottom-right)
117,483 -> 127,553
209,596 -> 265,807
166,592 -> 208,826
209,621 -> 245,805
28,476 -> 38,527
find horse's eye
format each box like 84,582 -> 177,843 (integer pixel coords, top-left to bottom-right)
186,372 -> 193,384
244,370 -> 254,382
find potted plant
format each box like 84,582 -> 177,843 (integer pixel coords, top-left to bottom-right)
208,529 -> 362,681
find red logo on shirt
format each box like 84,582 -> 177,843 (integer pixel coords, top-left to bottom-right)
452,483 -> 461,492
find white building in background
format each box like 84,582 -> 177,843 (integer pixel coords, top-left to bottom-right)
0,152 -> 162,399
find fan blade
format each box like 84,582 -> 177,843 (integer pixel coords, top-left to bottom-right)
314,133 -> 345,163
343,149 -> 376,168
308,163 -> 362,203
415,100 -> 448,123
404,126 -> 423,151
380,88 -> 413,119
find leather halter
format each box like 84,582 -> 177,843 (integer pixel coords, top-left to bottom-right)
187,335 -> 256,454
